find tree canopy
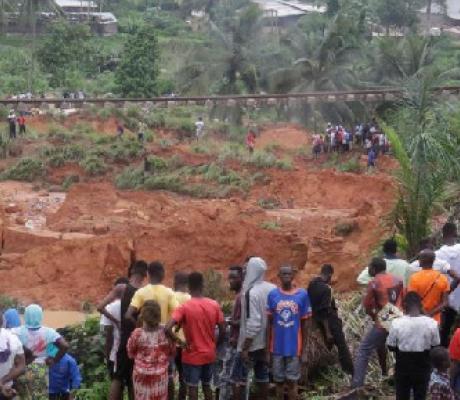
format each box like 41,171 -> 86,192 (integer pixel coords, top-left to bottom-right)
115,26 -> 160,97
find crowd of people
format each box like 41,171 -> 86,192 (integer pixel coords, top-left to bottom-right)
2,223 -> 460,399
311,121 -> 390,166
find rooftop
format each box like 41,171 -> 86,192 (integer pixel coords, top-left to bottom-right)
54,0 -> 98,9
251,0 -> 325,18
420,0 -> 460,20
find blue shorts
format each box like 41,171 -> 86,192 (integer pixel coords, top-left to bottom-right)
231,349 -> 269,385
182,363 -> 213,387
272,355 -> 301,382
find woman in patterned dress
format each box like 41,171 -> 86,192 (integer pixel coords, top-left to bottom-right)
127,300 -> 175,400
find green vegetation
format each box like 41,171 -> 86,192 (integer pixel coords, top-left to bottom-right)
384,75 -> 460,257
115,26 -> 161,97
260,220 -> 282,230
1,158 -> 45,182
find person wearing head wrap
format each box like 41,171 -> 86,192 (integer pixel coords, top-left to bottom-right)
12,305 -> 69,399
3,309 -> 20,330
232,257 -> 276,400
0,309 -> 26,399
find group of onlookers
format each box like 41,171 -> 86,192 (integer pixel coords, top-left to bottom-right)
2,223 -> 460,400
94,256 -> 355,400
0,304 -> 81,400
352,222 -> 460,400
311,121 -> 390,168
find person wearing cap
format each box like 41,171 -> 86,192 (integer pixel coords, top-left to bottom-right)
12,304 -> 69,398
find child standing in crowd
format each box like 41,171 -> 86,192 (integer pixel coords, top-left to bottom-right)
127,300 -> 175,400
48,353 -> 82,400
429,347 -> 456,400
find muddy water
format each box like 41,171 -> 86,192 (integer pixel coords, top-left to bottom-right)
42,310 -> 88,328
13,311 -> 88,329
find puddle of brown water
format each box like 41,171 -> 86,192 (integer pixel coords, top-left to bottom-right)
42,310 -> 88,329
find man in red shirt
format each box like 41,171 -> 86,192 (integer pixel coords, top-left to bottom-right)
351,258 -> 404,390
166,272 -> 225,400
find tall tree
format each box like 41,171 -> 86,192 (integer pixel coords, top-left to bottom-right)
115,26 -> 160,97
37,21 -> 94,88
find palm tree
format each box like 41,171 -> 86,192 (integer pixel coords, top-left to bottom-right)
269,13 -> 363,128
384,73 -> 460,257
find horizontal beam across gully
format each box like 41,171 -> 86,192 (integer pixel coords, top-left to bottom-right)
2,86 -> 460,106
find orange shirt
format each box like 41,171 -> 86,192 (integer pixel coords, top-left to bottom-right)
408,269 -> 449,323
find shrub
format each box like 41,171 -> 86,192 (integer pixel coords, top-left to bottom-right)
62,175 -> 80,191
47,126 -> 76,143
246,150 -> 278,168
41,145 -> 85,167
115,167 -> 144,189
145,111 -> 166,128
80,154 -> 107,176
0,134 -> 12,159
1,158 -> 45,181
147,156 -> 169,171
143,174 -> 182,191
58,317 -> 108,395
276,157 -> 293,170
338,156 -> 361,173
260,220 -> 282,230
258,197 -> 281,209
107,139 -> 143,163
217,143 -> 245,162
0,295 -> 21,310
125,105 -> 141,119
158,138 -> 174,149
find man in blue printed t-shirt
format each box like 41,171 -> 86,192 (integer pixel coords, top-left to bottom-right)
267,264 -> 311,400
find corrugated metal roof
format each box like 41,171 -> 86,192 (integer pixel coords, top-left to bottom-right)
251,0 -> 325,18
55,0 -> 97,8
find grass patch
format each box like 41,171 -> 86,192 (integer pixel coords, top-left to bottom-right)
115,167 -> 145,189
338,156 -> 361,173
80,154 -> 107,176
1,158 -> 45,181
62,175 -> 80,191
260,220 -> 282,230
257,197 -> 281,209
41,144 -> 85,167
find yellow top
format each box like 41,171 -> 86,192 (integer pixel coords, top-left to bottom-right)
130,284 -> 178,324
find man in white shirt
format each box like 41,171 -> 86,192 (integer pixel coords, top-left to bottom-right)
100,277 -> 128,380
0,311 -> 26,398
195,117 -> 205,140
387,291 -> 440,400
436,223 -> 460,346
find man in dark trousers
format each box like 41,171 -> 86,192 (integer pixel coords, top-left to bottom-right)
308,264 -> 354,375
387,291 -> 440,400
97,260 -> 148,400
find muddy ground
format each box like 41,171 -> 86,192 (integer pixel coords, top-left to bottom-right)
0,117 -> 397,309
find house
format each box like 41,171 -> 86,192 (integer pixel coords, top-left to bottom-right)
251,0 -> 325,29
